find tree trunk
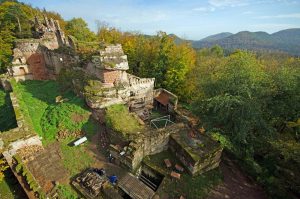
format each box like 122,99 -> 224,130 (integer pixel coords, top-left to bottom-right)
16,16 -> 21,33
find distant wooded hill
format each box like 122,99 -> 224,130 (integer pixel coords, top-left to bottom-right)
170,28 -> 300,56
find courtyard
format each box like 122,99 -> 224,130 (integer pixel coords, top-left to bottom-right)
9,80 -> 127,198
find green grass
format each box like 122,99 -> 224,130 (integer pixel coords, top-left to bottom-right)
105,104 -> 144,137
9,80 -> 101,196
60,138 -> 93,177
0,89 -> 17,132
56,184 -> 78,199
144,150 -> 223,199
12,80 -> 61,136
160,168 -> 222,199
0,169 -> 26,199
9,80 -> 106,199
12,80 -> 97,142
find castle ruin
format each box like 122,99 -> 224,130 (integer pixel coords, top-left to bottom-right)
2,17 -> 223,199
9,15 -> 77,81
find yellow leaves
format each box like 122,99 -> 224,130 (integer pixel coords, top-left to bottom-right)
286,118 -> 300,128
97,27 -> 123,44
0,158 -> 9,182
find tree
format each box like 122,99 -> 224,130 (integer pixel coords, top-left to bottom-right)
193,51 -> 274,156
164,42 -> 196,100
65,18 -> 96,42
0,1 -> 16,73
96,20 -> 122,44
267,62 -> 300,133
0,1 -> 37,72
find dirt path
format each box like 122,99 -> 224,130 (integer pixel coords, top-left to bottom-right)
206,155 -> 268,199
86,125 -> 127,178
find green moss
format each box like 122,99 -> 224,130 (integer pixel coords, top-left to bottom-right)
103,61 -> 116,68
105,104 -> 143,139
83,80 -> 103,97
171,132 -> 222,163
57,68 -> 87,91
52,46 -> 75,55
159,169 -> 222,199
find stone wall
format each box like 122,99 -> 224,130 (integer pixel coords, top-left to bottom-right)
41,34 -> 59,50
0,76 -> 12,91
15,40 -> 40,53
26,53 -> 49,80
169,133 -> 223,176
97,44 -> 129,70
10,41 -> 78,81
10,41 -> 48,81
83,71 -> 155,110
102,70 -> 120,84
109,123 -> 184,172
0,90 -> 36,152
2,136 -> 42,164
43,51 -> 78,77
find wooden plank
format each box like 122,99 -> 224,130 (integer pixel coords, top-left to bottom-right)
118,173 -> 155,199
170,171 -> 181,180
164,159 -> 172,168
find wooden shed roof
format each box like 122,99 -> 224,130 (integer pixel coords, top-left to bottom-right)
118,173 -> 155,199
154,91 -> 170,106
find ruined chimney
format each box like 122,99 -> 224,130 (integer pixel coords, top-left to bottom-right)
49,18 -> 55,29
43,15 -> 49,27
54,20 -> 61,30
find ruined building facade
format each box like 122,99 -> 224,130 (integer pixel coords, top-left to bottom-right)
84,44 -> 155,112
9,16 -> 77,81
9,17 -> 155,114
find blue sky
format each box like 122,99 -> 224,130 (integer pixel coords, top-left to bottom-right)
20,0 -> 300,40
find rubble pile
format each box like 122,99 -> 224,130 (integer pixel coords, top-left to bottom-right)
75,169 -> 107,198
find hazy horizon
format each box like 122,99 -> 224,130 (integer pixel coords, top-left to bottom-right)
20,0 -> 300,40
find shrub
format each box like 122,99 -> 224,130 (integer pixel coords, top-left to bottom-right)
40,99 -> 92,140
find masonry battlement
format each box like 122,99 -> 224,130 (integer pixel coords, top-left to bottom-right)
128,74 -> 155,86
99,44 -> 124,56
